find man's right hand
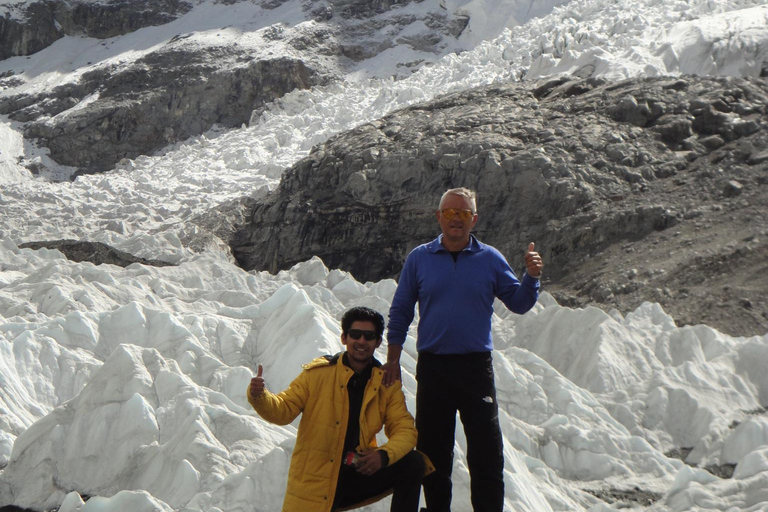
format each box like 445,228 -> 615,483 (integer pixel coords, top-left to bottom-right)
524,242 -> 543,278
250,364 -> 265,398
382,344 -> 403,386
382,360 -> 401,386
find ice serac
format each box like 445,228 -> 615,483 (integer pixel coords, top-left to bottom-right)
0,343 -> 293,510
230,75 -> 768,336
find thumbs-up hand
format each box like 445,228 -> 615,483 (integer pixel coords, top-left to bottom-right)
524,242 -> 543,278
250,364 -> 265,398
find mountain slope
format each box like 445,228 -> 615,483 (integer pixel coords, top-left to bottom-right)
0,0 -> 475,176
231,75 -> 768,336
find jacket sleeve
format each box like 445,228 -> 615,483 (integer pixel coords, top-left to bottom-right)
247,370 -> 310,425
387,250 -> 420,347
378,383 -> 417,466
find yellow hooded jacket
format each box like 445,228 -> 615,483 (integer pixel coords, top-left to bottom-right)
247,353 -> 419,512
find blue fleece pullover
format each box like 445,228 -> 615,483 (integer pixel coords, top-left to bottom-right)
387,235 -> 540,354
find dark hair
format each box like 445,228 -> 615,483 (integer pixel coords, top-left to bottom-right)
341,307 -> 385,339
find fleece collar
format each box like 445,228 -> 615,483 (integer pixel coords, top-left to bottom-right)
428,234 -> 484,254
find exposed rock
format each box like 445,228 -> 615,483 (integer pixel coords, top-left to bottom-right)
0,506 -> 37,512
0,0 -> 468,175
665,447 -> 694,463
0,0 -> 193,60
0,2 -> 60,59
704,463 -> 736,479
230,75 -> 768,337
55,0 -> 192,39
584,486 -> 661,507
665,446 -> 736,479
665,410 -> 768,479
317,4 -> 467,64
18,240 -> 175,268
5,51 -> 327,174
322,0 -> 421,18
723,180 -> 744,197
749,150 -> 768,165
186,196 -> 260,257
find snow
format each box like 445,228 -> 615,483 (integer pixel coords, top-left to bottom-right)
1,0 -> 768,511
1,246 -> 767,511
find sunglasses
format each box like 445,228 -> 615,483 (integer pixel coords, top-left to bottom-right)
441,208 -> 474,222
347,329 -> 378,341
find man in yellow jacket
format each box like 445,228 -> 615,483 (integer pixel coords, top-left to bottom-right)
248,306 -> 427,512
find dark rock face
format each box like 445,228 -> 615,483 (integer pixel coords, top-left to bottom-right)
313,0 -> 468,62
0,0 -> 332,175
0,0 -> 193,60
0,0 -> 466,175
56,0 -> 192,39
10,52 -> 323,174
584,487 -> 661,507
0,506 -> 38,512
230,75 -> 768,336
324,0 -> 421,17
18,240 -> 175,267
0,2 -> 60,59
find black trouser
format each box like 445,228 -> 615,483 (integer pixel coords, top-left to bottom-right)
416,352 -> 504,512
333,450 -> 425,512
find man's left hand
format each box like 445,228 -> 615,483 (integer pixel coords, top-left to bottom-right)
356,450 -> 384,475
525,242 -> 543,278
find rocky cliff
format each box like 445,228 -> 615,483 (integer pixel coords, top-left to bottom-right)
230,75 -> 768,337
0,0 -> 193,59
4,52 -> 324,174
0,0 -> 468,176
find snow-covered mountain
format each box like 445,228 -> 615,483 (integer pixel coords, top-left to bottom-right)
1,0 -> 767,511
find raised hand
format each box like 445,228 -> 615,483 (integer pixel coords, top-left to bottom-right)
249,364 -> 265,398
524,242 -> 543,278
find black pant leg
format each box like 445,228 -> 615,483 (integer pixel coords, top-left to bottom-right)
333,451 -> 425,512
389,451 -> 426,512
457,354 -> 504,512
416,355 -> 458,512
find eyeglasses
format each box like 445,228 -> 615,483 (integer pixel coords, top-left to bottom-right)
441,208 -> 474,222
347,329 -> 378,341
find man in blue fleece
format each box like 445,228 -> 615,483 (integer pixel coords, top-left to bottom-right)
383,187 -> 543,512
